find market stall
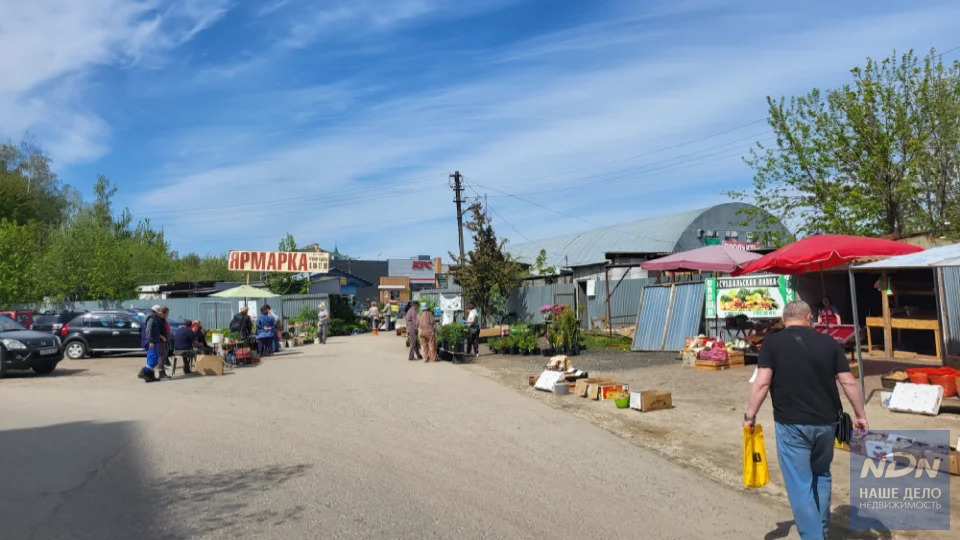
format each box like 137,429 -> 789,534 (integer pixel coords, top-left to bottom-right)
733,234 -> 924,394
640,244 -> 764,340
853,243 -> 960,365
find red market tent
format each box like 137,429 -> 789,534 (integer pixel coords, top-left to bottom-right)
641,244 -> 762,273
731,234 -> 924,398
731,235 -> 923,276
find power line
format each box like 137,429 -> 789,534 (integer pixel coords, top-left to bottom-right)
463,181 -> 539,248
493,137 -> 773,198
477,118 -> 767,188
193,211 -> 450,244
486,134 -> 771,198
127,172 -> 448,226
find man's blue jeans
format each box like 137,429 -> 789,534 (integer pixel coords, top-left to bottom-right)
145,346 -> 159,369
775,422 -> 836,540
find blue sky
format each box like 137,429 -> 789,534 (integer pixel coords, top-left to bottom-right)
3,0 -> 960,262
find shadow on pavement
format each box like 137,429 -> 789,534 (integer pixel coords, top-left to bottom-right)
763,506 -> 895,540
1,368 -> 88,379
0,421 -> 312,540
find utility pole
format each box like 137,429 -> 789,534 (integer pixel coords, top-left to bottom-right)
450,171 -> 465,265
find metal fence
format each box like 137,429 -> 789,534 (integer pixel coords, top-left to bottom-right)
16,294 -> 329,331
507,283 -> 576,323
941,267 -> 960,357
632,281 -> 706,351
585,278 -> 655,329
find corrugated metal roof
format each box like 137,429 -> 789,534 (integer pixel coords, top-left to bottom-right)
856,243 -> 960,269
507,207 -> 711,268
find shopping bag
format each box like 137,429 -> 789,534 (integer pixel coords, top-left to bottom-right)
743,425 -> 770,488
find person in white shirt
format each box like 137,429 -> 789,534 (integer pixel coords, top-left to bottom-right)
317,303 -> 329,344
369,302 -> 380,335
465,304 -> 480,357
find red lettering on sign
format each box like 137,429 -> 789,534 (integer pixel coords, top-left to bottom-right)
412,261 -> 433,270
251,252 -> 265,269
240,252 -> 251,269
229,252 -> 240,270
297,254 -> 307,272
278,253 -> 288,270
265,252 -> 275,271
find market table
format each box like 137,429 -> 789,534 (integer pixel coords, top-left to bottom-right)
864,316 -> 940,359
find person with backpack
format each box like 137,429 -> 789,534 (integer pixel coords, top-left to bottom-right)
138,305 -> 164,383
229,306 -> 253,339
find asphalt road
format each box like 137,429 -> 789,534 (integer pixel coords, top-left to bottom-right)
0,335 -> 790,539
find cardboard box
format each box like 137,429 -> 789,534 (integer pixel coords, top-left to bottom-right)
575,377 -> 613,397
193,354 -> 224,376
589,382 -> 629,400
629,390 -> 672,412
952,439 -> 960,476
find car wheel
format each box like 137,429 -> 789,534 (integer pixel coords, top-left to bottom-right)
65,341 -> 87,360
32,361 -> 57,375
0,349 -> 7,379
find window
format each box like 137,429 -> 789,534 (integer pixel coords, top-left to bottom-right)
113,317 -> 134,329
390,291 -> 401,300
83,315 -> 110,328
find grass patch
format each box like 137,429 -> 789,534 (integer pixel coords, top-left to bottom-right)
583,333 -> 633,351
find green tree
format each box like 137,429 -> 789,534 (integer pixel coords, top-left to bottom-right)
264,233 -> 310,295
0,220 -> 45,308
531,249 -> 557,284
731,49 -> 960,239
0,141 -> 76,227
451,201 -> 524,327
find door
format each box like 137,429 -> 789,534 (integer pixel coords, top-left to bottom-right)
110,315 -> 142,349
79,313 -> 114,349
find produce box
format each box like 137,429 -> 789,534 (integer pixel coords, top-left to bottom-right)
589,382 -> 629,400
695,361 -> 730,371
727,350 -> 745,365
629,390 -> 672,412
575,377 -> 613,397
193,354 -> 224,376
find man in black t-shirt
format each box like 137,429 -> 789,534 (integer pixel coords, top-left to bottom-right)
744,300 -> 868,540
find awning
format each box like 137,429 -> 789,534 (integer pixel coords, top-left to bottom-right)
378,285 -> 406,290
854,242 -> 960,269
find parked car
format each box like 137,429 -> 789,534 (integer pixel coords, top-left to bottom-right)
124,309 -> 188,334
60,311 -> 145,360
0,314 -> 63,377
0,310 -> 35,330
32,311 -> 84,334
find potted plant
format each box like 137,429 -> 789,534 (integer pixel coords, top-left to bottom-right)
523,334 -> 537,355
488,337 -> 501,354
509,334 -> 520,355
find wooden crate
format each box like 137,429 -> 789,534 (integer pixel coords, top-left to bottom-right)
727,350 -> 745,365
696,361 -> 730,371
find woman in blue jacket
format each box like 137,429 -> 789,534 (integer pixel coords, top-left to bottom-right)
255,306 -> 276,357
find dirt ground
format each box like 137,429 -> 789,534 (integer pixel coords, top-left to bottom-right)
463,347 -> 960,539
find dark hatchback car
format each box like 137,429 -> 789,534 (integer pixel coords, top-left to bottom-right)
61,311 -> 145,360
32,311 -> 84,334
0,314 -> 64,378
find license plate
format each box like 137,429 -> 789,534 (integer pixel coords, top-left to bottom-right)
40,348 -> 57,355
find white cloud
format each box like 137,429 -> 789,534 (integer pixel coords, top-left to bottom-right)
0,0 -> 232,163
255,0 -> 295,18
137,1 -> 960,258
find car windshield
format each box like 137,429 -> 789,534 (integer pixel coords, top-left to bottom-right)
34,314 -> 59,324
0,315 -> 26,332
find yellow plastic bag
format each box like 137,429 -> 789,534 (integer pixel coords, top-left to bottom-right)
743,425 -> 770,488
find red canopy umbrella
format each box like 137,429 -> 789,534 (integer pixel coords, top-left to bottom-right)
731,235 -> 923,276
641,244 -> 762,273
